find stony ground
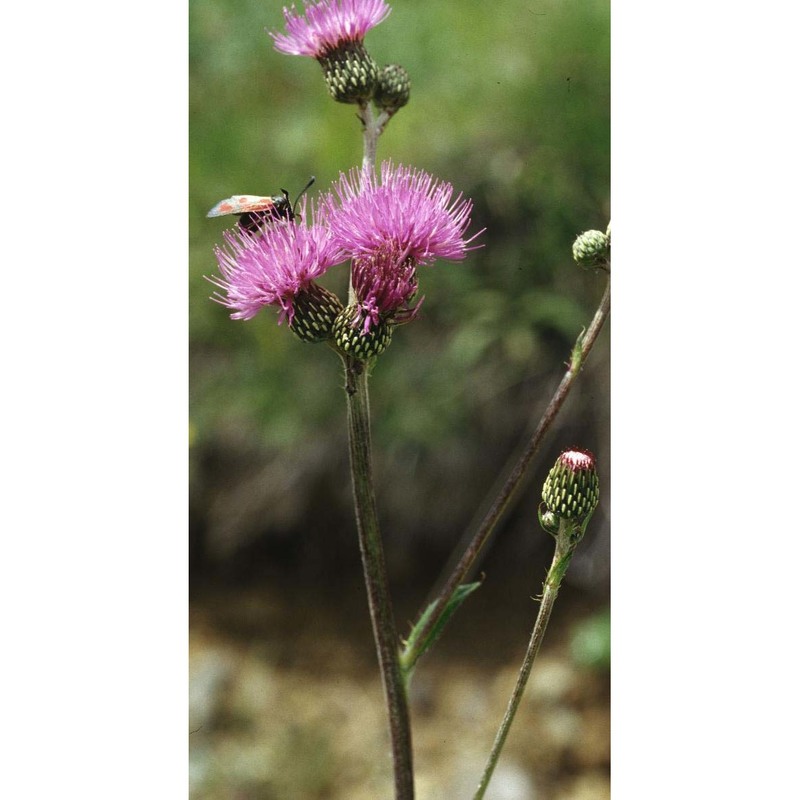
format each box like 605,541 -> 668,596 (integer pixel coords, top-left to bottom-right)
189,578 -> 609,800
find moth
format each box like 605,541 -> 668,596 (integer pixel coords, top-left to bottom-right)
207,177 -> 316,233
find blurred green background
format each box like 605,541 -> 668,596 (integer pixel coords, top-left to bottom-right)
190,0 -> 609,797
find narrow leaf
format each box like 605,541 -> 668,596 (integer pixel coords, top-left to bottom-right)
401,580 -> 482,675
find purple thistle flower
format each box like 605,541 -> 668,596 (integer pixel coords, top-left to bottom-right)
324,161 -> 483,267
208,198 -> 345,324
271,0 -> 391,58
321,162 -> 482,333
351,249 -> 421,333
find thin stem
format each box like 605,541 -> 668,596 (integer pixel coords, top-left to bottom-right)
402,276 -> 610,672
473,521 -> 578,800
343,356 -> 415,799
358,102 -> 393,171
359,102 -> 380,171
350,91 -> 414,797
352,101 -> 381,306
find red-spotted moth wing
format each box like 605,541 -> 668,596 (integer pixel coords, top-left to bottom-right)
206,179 -> 314,231
206,194 -> 290,218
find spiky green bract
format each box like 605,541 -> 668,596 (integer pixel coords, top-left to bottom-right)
374,64 -> 410,112
541,449 -> 599,524
289,282 -> 344,343
319,42 -> 378,103
572,229 -> 610,271
333,303 -> 392,360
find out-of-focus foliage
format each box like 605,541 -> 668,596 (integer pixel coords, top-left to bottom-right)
570,606 -> 611,670
190,0 -> 609,579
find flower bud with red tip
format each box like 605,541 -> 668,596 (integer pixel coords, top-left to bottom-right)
541,449 -> 600,524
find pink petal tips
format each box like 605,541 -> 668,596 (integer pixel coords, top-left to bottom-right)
271,0 -> 391,58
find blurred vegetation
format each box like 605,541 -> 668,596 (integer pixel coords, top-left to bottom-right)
570,607 -> 611,671
190,0 -> 609,587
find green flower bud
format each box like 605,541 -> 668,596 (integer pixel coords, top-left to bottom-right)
541,449 -> 600,524
374,64 -> 411,112
333,304 -> 393,360
289,282 -> 344,343
572,229 -> 610,271
538,504 -> 560,536
318,42 -> 378,104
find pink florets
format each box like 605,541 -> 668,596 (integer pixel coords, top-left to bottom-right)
271,0 -> 391,57
320,161 -> 483,333
208,199 -> 346,324
351,248 -> 420,333
324,161 -> 483,267
558,449 -> 596,472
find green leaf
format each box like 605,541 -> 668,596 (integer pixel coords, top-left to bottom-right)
401,581 -> 482,677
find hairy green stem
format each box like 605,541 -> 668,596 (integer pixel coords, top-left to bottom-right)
402,276 -> 610,672
359,102 -> 379,171
473,519 -> 579,800
343,356 -> 415,799
358,102 -> 393,171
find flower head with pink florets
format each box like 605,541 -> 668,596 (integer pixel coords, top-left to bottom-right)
272,0 -> 391,57
209,197 -> 346,343
322,161 -> 483,358
271,0 -> 391,104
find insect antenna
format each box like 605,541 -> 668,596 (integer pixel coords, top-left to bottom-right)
291,176 -> 316,217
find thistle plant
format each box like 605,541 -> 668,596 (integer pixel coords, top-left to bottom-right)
475,449 -> 600,799
200,1 -> 609,797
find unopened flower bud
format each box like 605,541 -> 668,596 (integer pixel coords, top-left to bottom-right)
333,304 -> 393,360
319,43 -> 379,104
374,64 -> 411,112
541,449 -> 599,524
538,504 -> 560,536
289,282 -> 344,343
572,229 -> 610,270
